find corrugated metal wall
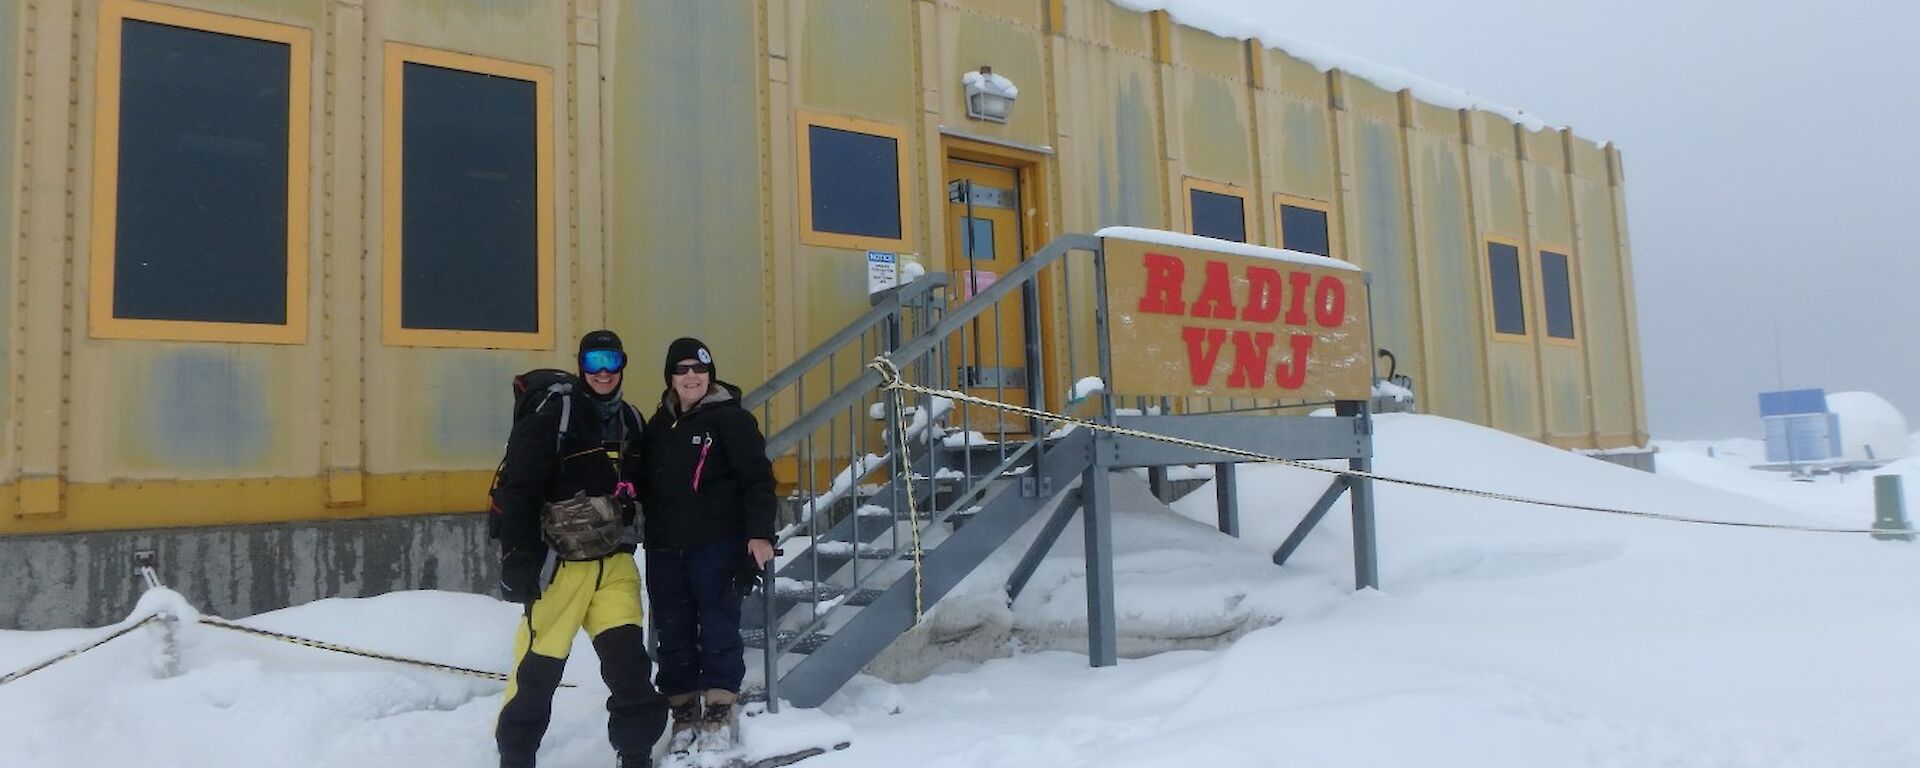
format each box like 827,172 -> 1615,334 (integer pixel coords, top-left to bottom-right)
0,0 -> 1645,537
0,0 -> 18,467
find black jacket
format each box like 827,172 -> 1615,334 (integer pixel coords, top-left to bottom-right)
493,389 -> 645,554
640,381 -> 777,550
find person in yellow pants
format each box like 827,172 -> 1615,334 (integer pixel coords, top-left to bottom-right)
493,330 -> 665,768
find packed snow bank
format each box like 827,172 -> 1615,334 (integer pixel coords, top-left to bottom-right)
11,414 -> 1920,767
1657,429 -> 1920,522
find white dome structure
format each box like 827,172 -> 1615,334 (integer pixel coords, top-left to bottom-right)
1826,391 -> 1910,463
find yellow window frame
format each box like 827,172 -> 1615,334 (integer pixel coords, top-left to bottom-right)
381,43 -> 555,350
89,0 -> 311,344
1534,244 -> 1583,348
1271,192 -> 1338,257
1483,233 -> 1532,343
1180,176 -> 1253,243
796,110 -> 915,252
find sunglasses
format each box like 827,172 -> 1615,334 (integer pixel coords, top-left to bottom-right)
671,362 -> 712,375
581,349 -> 626,374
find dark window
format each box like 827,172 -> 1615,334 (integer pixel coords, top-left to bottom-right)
114,19 -> 290,325
1279,204 -> 1331,256
1540,250 -> 1575,339
1487,241 -> 1526,335
1188,188 -> 1247,243
808,125 -> 903,240
400,62 -> 539,333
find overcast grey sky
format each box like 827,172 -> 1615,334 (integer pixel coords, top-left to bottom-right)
1164,0 -> 1919,439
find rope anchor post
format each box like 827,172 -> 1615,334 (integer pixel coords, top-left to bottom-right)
1873,475 -> 1913,542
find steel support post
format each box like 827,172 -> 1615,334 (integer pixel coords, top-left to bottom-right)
1272,476 -> 1348,567
1005,486 -> 1085,602
1338,400 -> 1379,590
1082,439 -> 1117,667
1148,465 -> 1171,502
1214,463 -> 1239,537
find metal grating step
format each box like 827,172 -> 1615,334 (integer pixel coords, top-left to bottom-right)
839,588 -> 890,607
801,545 -> 928,562
740,628 -> 833,654
772,581 -> 848,603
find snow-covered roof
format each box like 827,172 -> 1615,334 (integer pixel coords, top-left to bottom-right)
1095,226 -> 1361,272
1112,0 -> 1558,133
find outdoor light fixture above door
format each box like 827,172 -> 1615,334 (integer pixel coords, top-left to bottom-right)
963,66 -> 1018,123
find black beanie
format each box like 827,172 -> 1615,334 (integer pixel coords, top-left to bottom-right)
578,329 -> 625,366
664,337 -> 714,385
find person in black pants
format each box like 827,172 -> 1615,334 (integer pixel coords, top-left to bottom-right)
641,337 -> 777,752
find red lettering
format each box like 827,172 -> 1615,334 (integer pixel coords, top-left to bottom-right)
1137,253 -> 1186,315
1225,331 -> 1276,388
1314,277 -> 1346,328
1180,327 -> 1228,386
1189,260 -> 1238,320
1242,267 -> 1283,323
1274,333 -> 1315,390
1284,270 -> 1313,326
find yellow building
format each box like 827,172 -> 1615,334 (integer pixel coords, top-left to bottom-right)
0,0 -> 1643,628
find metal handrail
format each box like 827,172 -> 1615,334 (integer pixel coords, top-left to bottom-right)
742,275 -> 948,414
762,234 -> 1101,456
749,233 -> 1108,710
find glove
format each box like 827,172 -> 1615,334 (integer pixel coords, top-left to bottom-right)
617,495 -> 640,528
734,555 -> 766,597
500,548 -> 545,604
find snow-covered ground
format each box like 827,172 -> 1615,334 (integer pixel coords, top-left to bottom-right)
7,415 -> 1920,767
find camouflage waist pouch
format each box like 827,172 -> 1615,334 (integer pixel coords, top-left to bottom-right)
540,492 -> 624,560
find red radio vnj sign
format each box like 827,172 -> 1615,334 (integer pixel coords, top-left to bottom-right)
1101,232 -> 1371,401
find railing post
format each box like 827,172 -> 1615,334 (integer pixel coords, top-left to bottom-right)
1022,261 -> 1048,486
1085,237 -> 1119,668
762,562 -> 779,711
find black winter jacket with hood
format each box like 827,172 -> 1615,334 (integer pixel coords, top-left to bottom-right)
493,389 -> 645,555
640,381 -> 777,551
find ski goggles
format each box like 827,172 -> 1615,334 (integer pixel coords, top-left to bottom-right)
581,348 -> 626,374
671,362 -> 712,375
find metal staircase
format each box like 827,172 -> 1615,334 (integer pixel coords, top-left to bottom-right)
735,234 -> 1382,710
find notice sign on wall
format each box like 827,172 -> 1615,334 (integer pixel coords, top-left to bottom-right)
867,250 -> 898,294
1101,231 -> 1372,401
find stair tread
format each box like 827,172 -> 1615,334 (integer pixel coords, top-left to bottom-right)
802,545 -> 927,560
840,588 -> 890,607
740,627 -> 833,654
772,582 -> 848,602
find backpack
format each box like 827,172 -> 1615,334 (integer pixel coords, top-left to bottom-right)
486,369 -> 581,540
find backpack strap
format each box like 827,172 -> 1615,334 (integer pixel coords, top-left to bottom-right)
555,390 -> 574,454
